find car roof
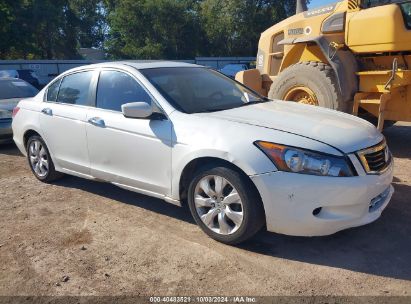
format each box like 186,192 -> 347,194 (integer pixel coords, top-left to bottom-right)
45,61 -> 205,86
63,61 -> 201,75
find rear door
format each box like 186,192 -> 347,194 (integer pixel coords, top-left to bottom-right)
39,70 -> 97,176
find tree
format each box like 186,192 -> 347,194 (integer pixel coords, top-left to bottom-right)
199,0 -> 297,57
105,0 -> 299,59
70,0 -> 107,49
0,0 -> 300,60
0,0 -> 33,59
0,0 -> 106,59
105,0 -> 203,59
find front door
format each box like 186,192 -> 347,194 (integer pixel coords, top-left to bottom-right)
86,69 -> 172,195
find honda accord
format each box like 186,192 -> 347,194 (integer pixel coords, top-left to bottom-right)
12,61 -> 394,244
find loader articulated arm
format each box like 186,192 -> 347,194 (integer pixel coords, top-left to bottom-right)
296,0 -> 308,14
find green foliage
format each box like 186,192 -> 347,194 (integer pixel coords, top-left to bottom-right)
0,0 -> 301,60
199,0 -> 295,56
105,0 -> 203,59
0,0 -> 105,59
105,0 -> 298,59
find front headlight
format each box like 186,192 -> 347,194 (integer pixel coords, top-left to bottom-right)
0,110 -> 12,119
255,141 -> 355,177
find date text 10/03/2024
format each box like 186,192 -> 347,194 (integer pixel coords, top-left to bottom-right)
149,297 -> 257,303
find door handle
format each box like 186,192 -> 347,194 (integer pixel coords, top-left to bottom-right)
41,108 -> 53,116
88,117 -> 105,128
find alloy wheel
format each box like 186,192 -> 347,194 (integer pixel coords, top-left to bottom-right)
194,175 -> 244,235
28,139 -> 49,178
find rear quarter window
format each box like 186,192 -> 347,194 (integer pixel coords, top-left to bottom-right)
46,79 -> 62,102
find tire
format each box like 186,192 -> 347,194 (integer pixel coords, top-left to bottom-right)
26,135 -> 64,183
187,164 -> 265,245
268,61 -> 349,112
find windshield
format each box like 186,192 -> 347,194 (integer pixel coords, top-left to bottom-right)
0,79 -> 39,99
360,0 -> 410,8
140,67 -> 266,114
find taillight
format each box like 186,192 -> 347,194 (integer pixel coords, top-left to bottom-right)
12,107 -> 20,118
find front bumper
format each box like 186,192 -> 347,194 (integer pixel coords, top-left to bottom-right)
0,119 -> 13,144
250,160 -> 394,237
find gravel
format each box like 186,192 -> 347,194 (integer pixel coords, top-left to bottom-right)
0,122 -> 410,296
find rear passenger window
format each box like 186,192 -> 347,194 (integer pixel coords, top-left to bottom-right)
96,70 -> 151,112
57,71 -> 94,106
46,79 -> 61,102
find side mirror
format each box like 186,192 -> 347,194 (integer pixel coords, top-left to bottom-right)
121,102 -> 153,119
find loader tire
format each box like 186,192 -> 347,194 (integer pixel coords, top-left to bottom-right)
268,61 -> 349,112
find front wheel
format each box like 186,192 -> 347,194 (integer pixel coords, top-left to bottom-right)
187,165 -> 265,245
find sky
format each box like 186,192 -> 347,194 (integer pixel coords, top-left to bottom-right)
308,0 -> 336,8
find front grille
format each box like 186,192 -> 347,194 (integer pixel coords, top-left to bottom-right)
357,141 -> 391,174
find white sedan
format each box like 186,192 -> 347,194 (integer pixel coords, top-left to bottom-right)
12,62 -> 394,244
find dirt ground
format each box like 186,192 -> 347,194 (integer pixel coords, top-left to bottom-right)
0,123 -> 410,297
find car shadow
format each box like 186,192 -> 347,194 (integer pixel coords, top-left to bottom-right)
0,143 -> 23,157
54,176 -> 196,225
384,124 -> 411,159
55,174 -> 411,282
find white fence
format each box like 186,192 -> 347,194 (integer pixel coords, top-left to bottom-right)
0,57 -> 255,86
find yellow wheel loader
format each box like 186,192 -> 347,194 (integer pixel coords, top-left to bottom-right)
236,0 -> 411,130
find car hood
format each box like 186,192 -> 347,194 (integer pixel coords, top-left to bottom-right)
0,98 -> 21,111
204,101 -> 384,153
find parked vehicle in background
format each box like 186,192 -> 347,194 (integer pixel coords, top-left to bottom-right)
219,64 -> 249,79
16,70 -> 41,89
12,61 -> 393,244
0,69 -> 41,89
0,70 -> 19,79
0,78 -> 39,144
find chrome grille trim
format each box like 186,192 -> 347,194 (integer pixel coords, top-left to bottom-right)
356,140 -> 391,175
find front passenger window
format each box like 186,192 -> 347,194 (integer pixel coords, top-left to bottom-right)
96,70 -> 151,112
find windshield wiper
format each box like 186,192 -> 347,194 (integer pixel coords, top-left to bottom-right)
197,108 -> 232,113
196,98 -> 270,113
239,97 -> 270,107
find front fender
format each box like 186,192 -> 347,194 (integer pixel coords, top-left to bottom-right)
280,35 -> 358,103
170,147 -> 277,201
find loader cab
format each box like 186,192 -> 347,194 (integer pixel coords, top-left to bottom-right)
359,0 -> 411,27
360,0 -> 411,9
346,1 -> 411,53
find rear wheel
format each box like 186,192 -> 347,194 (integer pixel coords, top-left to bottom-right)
268,61 -> 349,112
27,135 -> 63,183
187,165 -> 265,245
